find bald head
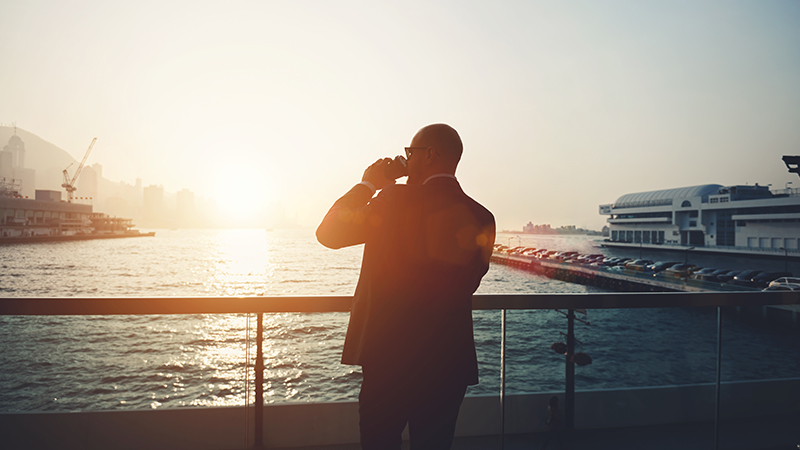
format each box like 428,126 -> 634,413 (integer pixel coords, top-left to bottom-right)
409,123 -> 463,174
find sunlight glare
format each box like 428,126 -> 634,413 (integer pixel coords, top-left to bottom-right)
211,163 -> 271,226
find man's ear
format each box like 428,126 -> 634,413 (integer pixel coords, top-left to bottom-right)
425,147 -> 436,165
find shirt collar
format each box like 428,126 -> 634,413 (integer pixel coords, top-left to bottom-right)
423,173 -> 457,185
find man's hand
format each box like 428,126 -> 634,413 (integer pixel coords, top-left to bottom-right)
362,158 -> 396,191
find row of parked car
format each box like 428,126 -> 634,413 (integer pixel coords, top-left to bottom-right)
493,245 -> 797,290
494,245 -> 604,264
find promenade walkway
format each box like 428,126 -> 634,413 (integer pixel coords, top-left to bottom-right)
297,412 -> 800,450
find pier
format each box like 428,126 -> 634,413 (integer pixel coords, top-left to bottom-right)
489,253 -> 747,293
491,252 -> 800,327
0,230 -> 155,245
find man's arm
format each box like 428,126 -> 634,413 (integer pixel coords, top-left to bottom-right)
316,158 -> 395,249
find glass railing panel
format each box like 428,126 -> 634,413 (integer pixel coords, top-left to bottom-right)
570,306 -> 719,390
472,255 -> 608,397
256,311 -> 356,404
0,311 -> 358,413
719,305 -> 800,383
0,313 -> 251,412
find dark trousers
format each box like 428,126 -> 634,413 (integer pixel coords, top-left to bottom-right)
358,365 -> 467,450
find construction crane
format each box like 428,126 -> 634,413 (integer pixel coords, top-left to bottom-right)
62,137 -> 97,203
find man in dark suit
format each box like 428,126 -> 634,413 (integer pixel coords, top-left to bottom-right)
316,123 -> 495,450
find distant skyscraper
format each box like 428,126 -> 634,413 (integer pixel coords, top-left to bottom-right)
79,165 -> 99,200
90,163 -> 103,179
3,127 -> 26,168
2,130 -> 35,197
142,184 -> 165,227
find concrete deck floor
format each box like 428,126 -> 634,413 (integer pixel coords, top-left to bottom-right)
290,412 -> 800,450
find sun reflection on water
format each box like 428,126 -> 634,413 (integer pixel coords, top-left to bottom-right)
207,229 -> 276,296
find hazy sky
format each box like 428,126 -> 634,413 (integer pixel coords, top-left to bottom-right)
2,0 -> 799,230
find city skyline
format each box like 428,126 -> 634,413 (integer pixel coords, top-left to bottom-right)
0,125 -> 297,228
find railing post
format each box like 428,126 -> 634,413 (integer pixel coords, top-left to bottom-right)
565,309 -> 575,431
255,312 -> 264,448
714,307 -> 722,450
500,308 -> 506,450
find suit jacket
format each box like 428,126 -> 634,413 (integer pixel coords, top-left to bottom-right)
316,177 -> 495,385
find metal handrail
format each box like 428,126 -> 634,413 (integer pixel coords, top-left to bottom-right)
612,199 -> 674,209
605,240 -> 800,255
1,291 -> 798,315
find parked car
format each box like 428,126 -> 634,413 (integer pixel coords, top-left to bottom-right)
577,254 -> 604,264
514,247 -> 537,257
751,271 -> 793,288
588,255 -> 607,265
589,258 -> 610,268
625,259 -> 654,271
555,251 -> 579,262
714,270 -> 742,283
609,258 -> 633,267
728,270 -> 765,287
704,268 -> 733,282
690,267 -> 718,281
768,277 -> 800,287
664,264 -> 700,278
596,257 -> 624,267
646,261 -> 680,274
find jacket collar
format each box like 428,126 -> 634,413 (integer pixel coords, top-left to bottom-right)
423,173 -> 458,185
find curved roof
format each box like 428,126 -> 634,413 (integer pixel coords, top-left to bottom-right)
614,184 -> 723,206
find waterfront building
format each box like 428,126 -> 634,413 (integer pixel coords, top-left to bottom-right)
0,189 -> 92,236
599,184 -> 800,256
0,188 -> 137,237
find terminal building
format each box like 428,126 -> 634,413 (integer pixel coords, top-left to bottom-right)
599,184 -> 800,256
0,186 -> 133,237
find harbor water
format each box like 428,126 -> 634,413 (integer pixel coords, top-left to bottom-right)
0,229 -> 798,412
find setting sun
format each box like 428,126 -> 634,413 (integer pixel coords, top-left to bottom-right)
210,163 -> 272,227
